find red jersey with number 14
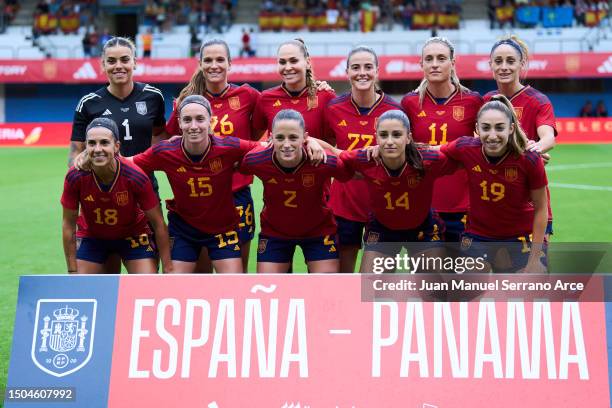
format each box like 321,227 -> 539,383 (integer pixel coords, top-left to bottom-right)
240,146 -> 352,238
402,89 -> 483,213
166,84 -> 261,193
325,92 -> 401,222
252,85 -> 336,143
441,137 -> 548,239
61,158 -> 158,239
133,136 -> 259,234
340,147 -> 457,230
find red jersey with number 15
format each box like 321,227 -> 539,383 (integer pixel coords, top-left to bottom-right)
133,136 -> 259,234
252,85 -> 336,143
402,89 -> 483,213
340,147 -> 457,230
441,137 -> 548,239
324,92 -> 401,222
165,84 -> 261,193
61,158 -> 158,239
240,146 -> 352,238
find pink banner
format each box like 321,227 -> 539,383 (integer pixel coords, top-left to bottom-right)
107,275 -> 609,407
0,53 -> 610,83
0,123 -> 70,146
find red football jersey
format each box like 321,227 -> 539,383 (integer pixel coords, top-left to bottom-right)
484,86 -> 555,221
61,158 -> 158,239
441,137 -> 548,239
240,146 -> 352,238
402,89 -> 483,213
324,92 -> 401,222
166,84 -> 261,193
340,147 -> 457,230
252,85 -> 336,143
133,136 -> 259,234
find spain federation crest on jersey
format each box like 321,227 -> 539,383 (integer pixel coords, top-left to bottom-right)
209,158 -> 223,173
135,101 -> 148,115
505,166 -> 518,182
302,173 -> 315,187
115,190 -> 129,206
229,96 -> 241,110
31,299 -> 97,377
453,106 -> 465,121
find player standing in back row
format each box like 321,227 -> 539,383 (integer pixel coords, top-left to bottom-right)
324,45 -> 401,273
401,37 -> 483,242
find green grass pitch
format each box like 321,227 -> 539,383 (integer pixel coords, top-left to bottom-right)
0,144 -> 611,393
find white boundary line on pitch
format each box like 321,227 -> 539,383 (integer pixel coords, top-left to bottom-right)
549,182 -> 612,192
546,162 -> 612,171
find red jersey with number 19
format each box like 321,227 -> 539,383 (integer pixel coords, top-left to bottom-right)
61,158 -> 158,239
401,89 -> 483,213
133,136 -> 259,234
324,92 -> 401,222
165,84 -> 261,193
240,146 -> 352,238
441,137 -> 548,239
252,85 -> 336,143
340,147 -> 457,230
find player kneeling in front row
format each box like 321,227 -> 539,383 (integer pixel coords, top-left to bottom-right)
337,110 -> 456,273
61,118 -> 172,274
241,109 -> 352,273
440,95 -> 548,273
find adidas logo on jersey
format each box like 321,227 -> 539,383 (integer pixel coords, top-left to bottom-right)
273,100 -> 282,107
177,166 -> 187,173
84,195 -> 94,202
329,245 -> 336,253
102,109 -> 112,116
418,111 -> 427,117
73,62 -> 97,80
338,120 -> 347,127
472,165 -> 482,172
146,245 -> 154,252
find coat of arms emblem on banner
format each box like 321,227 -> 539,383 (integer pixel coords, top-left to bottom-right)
31,299 -> 97,377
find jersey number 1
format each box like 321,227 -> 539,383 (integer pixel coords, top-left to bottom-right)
122,119 -> 132,141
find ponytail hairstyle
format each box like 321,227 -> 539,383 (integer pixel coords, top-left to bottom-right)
278,38 -> 318,110
490,34 -> 530,79
102,36 -> 136,58
271,109 -> 306,134
376,110 -> 425,176
346,45 -> 380,91
416,37 -> 470,108
176,39 -> 231,107
477,95 -> 528,156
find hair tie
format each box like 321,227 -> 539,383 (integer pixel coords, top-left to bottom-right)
490,39 -> 523,59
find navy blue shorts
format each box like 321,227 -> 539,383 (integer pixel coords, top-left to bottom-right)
546,220 -> 553,235
168,212 -> 241,262
76,234 -> 157,264
257,234 -> 339,263
363,211 -> 445,255
460,232 -> 547,273
234,187 -> 256,244
335,215 -> 365,248
437,212 -> 467,243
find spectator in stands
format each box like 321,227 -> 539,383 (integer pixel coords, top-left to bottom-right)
239,28 -> 255,57
141,28 -> 153,58
579,100 -> 594,117
596,100 -> 608,117
99,28 -> 112,49
82,30 -> 92,58
189,27 -> 200,58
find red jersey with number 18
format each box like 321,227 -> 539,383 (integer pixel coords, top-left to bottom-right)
240,146 -> 352,238
324,92 -> 401,222
133,136 -> 259,234
401,89 -> 483,213
166,84 -> 261,193
252,85 -> 336,143
340,147 -> 457,230
441,136 -> 548,239
61,158 -> 158,239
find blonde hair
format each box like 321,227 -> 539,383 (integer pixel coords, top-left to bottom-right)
416,37 -> 470,108
278,38 -> 318,110
176,39 -> 231,107
477,94 -> 528,156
